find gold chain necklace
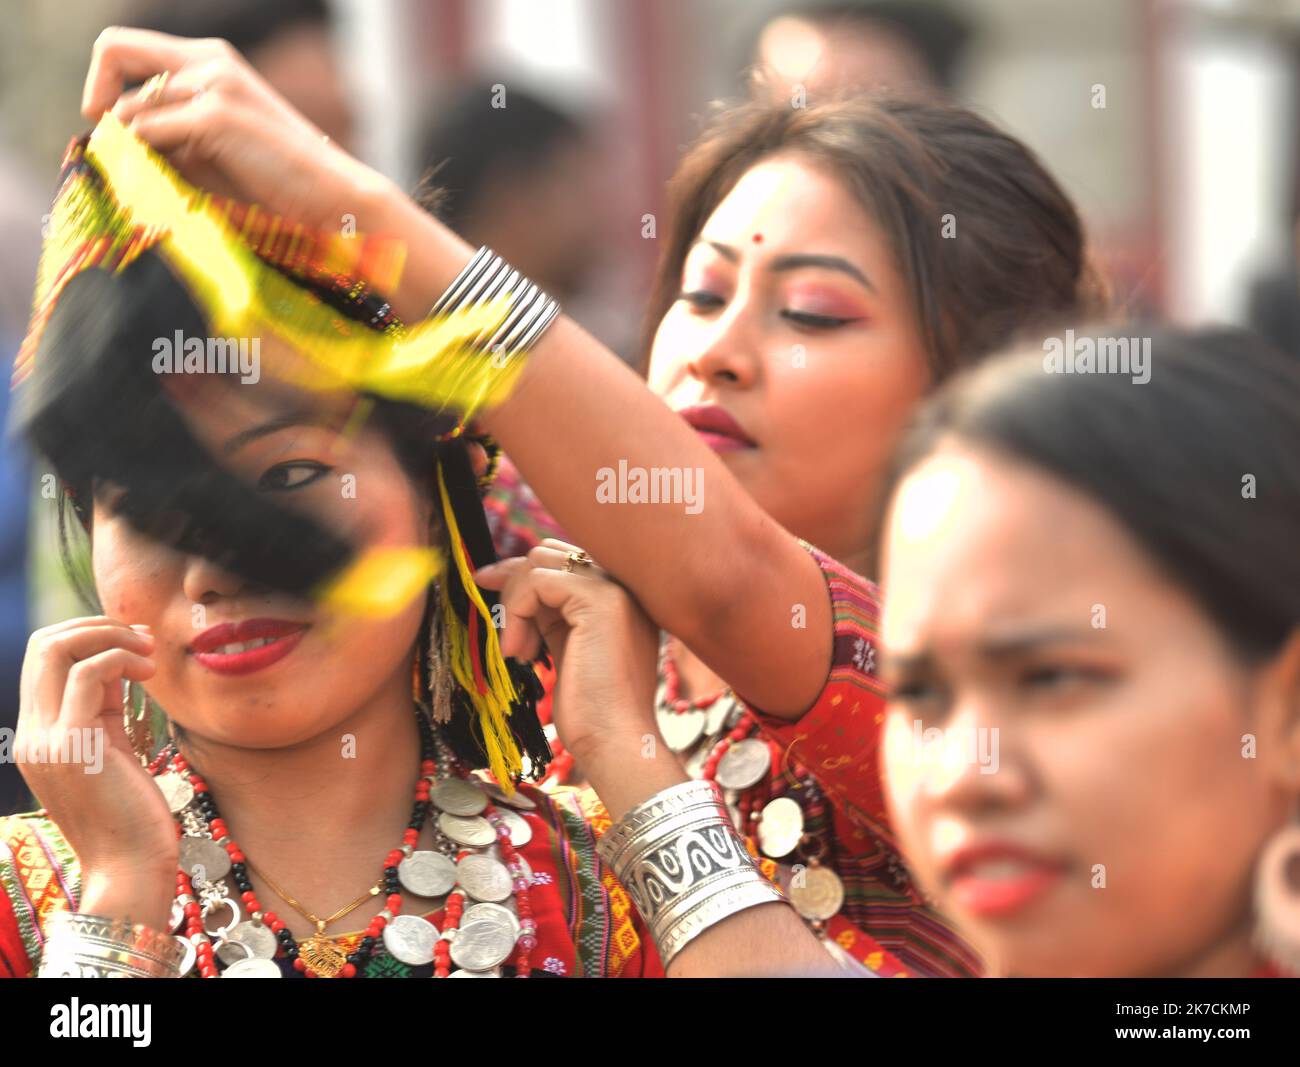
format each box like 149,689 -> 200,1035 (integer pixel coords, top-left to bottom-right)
243,855 -> 383,977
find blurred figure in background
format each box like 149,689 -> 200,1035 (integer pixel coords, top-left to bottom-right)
0,138 -> 46,815
1248,184 -> 1300,360
415,84 -> 619,339
416,84 -> 626,559
747,0 -> 972,103
129,0 -> 354,150
0,381 -> 30,816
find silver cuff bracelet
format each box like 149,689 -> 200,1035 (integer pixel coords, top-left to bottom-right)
598,779 -> 787,968
431,246 -> 560,360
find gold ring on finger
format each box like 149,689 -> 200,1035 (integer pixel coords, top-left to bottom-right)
140,71 -> 171,106
563,550 -> 595,574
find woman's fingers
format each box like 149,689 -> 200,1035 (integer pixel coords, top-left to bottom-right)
121,90 -> 232,157
477,549 -> 620,661
82,26 -> 224,119
473,556 -> 528,591
22,623 -> 155,732
15,623 -> 154,776
539,537 -> 584,554
59,648 -> 156,734
44,649 -> 155,770
109,58 -> 224,126
475,558 -> 544,660
483,558 -> 597,661
521,568 -> 612,634
500,581 -> 546,663
528,543 -> 611,581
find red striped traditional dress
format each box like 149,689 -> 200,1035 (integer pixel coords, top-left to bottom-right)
736,545 -> 982,978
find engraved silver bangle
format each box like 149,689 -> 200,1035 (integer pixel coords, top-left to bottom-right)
37,911 -> 186,979
597,779 -> 788,968
431,246 -> 560,361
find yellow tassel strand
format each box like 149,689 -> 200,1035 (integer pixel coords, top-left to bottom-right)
80,113 -> 527,416
437,461 -> 523,792
315,546 -> 443,618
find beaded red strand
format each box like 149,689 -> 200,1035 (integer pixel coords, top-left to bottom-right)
160,748 -> 438,978
660,647 -> 730,714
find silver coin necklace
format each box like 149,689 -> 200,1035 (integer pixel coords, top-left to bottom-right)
155,705 -> 538,977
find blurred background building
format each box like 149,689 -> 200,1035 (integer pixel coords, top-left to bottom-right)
1,0 -> 1298,810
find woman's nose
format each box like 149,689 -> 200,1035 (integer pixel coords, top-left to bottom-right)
686,306 -> 762,389
181,551 -> 247,608
918,700 -> 1031,814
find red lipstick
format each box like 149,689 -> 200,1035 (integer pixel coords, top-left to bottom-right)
942,841 -> 1067,919
189,618 -> 309,676
677,405 -> 757,454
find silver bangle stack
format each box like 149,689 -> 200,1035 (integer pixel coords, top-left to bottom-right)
37,911 -> 186,979
597,779 -> 788,968
431,246 -> 560,361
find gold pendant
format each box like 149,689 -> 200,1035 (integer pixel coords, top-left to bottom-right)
299,933 -> 348,978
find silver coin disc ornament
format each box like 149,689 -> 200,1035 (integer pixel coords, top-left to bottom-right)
494,807 -> 533,848
482,780 -> 536,810
450,919 -> 516,972
657,707 -> 706,752
715,737 -> 771,790
222,956 -> 281,978
456,853 -> 514,902
437,811 -> 497,848
398,850 -> 458,898
757,796 -> 805,859
179,836 -> 231,883
215,919 -> 278,964
155,772 -> 194,814
383,913 -> 440,966
430,779 -> 488,816
789,864 -> 846,921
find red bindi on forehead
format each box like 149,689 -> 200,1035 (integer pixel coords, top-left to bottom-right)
752,233 -> 763,244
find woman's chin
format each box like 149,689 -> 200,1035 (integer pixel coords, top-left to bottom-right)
177,714 -> 330,751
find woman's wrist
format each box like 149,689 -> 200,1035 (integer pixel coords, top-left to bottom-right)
575,726 -> 690,823
78,866 -> 174,933
368,184 -> 476,322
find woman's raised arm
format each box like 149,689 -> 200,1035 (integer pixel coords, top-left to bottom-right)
83,27 -> 833,717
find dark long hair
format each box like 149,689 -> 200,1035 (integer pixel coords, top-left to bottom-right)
21,251 -> 447,596
880,325 -> 1300,658
640,94 -> 1107,379
16,247 -> 548,774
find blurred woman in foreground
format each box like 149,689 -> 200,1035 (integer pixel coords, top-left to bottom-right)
875,326 -> 1300,977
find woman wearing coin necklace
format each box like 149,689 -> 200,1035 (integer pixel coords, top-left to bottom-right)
0,44 -> 839,978
5,28 -> 1092,979
482,89 -> 1101,975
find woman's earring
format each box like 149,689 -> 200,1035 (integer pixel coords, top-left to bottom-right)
426,597 -> 454,725
121,680 -> 156,768
1253,803 -> 1300,976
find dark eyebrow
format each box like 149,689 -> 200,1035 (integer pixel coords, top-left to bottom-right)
222,410 -> 330,455
881,626 -> 1101,675
702,240 -> 739,263
696,241 -> 875,292
976,626 -> 1099,658
770,253 -> 874,292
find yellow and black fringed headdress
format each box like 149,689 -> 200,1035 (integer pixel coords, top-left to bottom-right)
10,114 -> 549,788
